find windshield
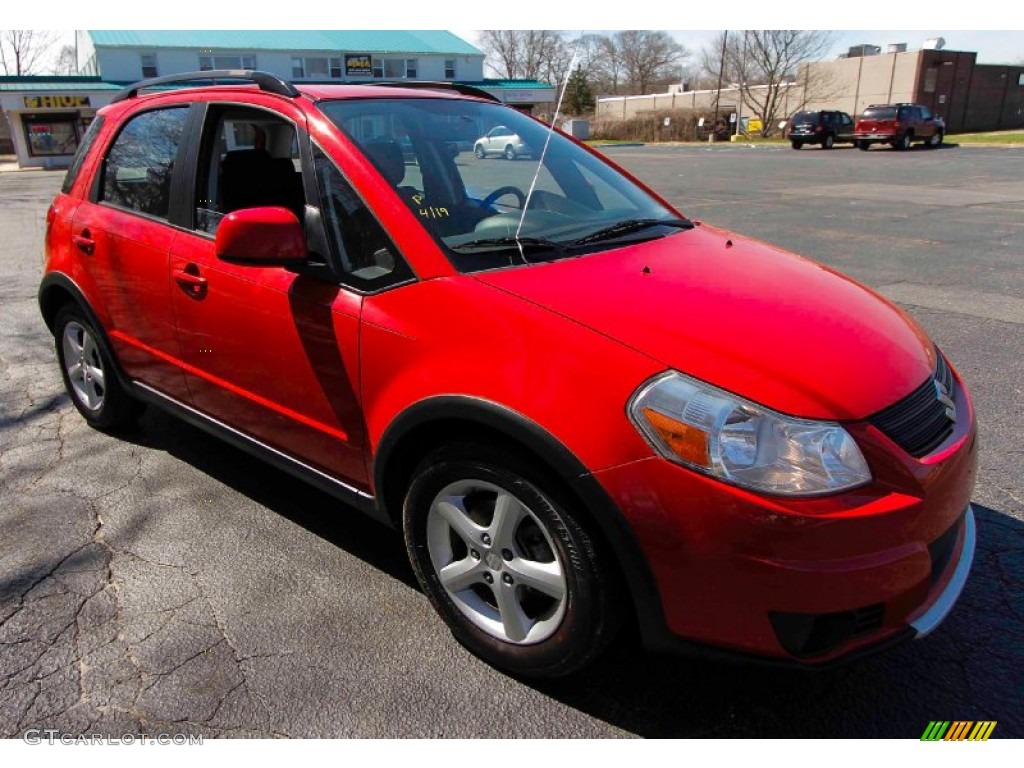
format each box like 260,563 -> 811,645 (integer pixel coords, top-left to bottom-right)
862,107 -> 897,120
319,98 -> 685,273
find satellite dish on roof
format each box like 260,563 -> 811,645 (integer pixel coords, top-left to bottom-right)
923,37 -> 946,50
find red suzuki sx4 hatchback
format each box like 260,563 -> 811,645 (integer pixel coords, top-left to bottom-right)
40,72 -> 977,677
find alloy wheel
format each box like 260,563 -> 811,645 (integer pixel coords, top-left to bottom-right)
425,479 -> 567,644
62,320 -> 105,411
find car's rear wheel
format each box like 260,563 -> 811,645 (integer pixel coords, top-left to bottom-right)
474,144 -> 485,159
402,443 -> 620,677
504,145 -> 517,161
857,140 -> 871,151
929,131 -> 944,148
822,134 -> 835,149
790,140 -> 803,150
893,132 -> 912,151
54,304 -> 143,430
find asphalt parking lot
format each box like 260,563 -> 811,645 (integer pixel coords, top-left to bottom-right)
1,142 -> 1022,738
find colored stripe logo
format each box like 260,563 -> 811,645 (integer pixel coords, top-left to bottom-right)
921,721 -> 997,741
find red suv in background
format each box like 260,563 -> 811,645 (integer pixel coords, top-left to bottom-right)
855,103 -> 945,150
41,71 -> 977,677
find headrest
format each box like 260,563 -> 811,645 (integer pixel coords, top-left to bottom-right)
362,140 -> 405,187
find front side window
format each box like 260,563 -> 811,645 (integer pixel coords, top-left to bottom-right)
100,107 -> 188,219
319,98 -> 683,274
193,107 -> 305,235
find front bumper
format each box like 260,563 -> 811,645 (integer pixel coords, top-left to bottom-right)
594,401 -> 977,665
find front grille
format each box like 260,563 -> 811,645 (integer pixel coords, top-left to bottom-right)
869,352 -> 956,458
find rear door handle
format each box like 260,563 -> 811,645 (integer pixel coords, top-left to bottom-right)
73,231 -> 95,255
173,265 -> 208,298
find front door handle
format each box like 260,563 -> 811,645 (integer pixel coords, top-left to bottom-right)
173,265 -> 208,298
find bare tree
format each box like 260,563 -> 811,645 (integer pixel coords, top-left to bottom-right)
478,30 -> 571,86
0,30 -> 57,76
611,31 -> 688,95
702,30 -> 836,136
571,33 -> 624,95
53,44 -> 76,75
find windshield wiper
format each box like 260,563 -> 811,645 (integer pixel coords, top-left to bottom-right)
450,236 -> 567,261
569,217 -> 694,248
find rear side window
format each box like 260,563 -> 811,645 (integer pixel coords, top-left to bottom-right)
61,116 -> 105,194
100,107 -> 189,220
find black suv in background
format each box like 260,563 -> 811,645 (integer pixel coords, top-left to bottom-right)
787,110 -> 855,149
854,104 -> 945,150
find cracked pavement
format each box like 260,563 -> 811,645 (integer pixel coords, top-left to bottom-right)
2,146 -> 1022,738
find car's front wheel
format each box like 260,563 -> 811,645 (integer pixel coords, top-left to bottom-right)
928,131 -> 944,148
790,140 -> 803,150
474,144 -> 486,159
402,443 -> 620,677
54,304 -> 143,430
504,145 -> 517,161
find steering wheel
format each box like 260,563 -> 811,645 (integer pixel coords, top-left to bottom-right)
480,185 -> 527,210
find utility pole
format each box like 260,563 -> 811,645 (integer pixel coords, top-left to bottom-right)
712,30 -> 728,142
735,32 -> 748,138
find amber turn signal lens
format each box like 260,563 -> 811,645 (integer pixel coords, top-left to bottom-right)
641,407 -> 710,467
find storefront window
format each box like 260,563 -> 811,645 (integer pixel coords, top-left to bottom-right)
24,115 -> 80,157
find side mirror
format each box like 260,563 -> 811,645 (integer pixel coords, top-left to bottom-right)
215,207 -> 307,266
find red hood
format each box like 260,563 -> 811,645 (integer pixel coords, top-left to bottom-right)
474,225 -> 935,420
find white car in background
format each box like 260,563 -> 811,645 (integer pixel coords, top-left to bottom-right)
473,125 -> 532,160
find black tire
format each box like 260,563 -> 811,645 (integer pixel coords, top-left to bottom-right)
504,145 -> 517,161
857,140 -> 871,151
822,134 -> 835,150
928,130 -> 944,148
54,304 -> 144,431
790,140 -> 803,150
474,144 -> 485,159
402,442 -> 621,678
893,132 -> 912,151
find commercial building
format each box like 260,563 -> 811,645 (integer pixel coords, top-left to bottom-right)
597,43 -> 1024,135
2,30 -> 555,169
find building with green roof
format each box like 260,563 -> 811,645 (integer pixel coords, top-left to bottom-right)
77,30 -> 486,89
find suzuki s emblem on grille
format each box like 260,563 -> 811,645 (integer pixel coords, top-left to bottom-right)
934,379 -> 957,422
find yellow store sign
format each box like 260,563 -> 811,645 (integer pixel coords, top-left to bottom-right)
23,95 -> 91,109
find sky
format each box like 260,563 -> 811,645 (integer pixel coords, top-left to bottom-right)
6,2 -> 1022,73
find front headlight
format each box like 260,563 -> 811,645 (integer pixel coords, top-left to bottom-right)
629,371 -> 871,496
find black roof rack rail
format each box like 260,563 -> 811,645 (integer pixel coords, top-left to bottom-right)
360,80 -> 500,103
111,69 -> 300,103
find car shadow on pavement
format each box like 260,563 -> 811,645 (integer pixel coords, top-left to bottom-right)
527,502 -> 1023,738
117,407 -> 420,592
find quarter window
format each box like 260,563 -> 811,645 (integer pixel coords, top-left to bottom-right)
100,107 -> 188,220
62,115 -> 105,194
312,144 -> 413,290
